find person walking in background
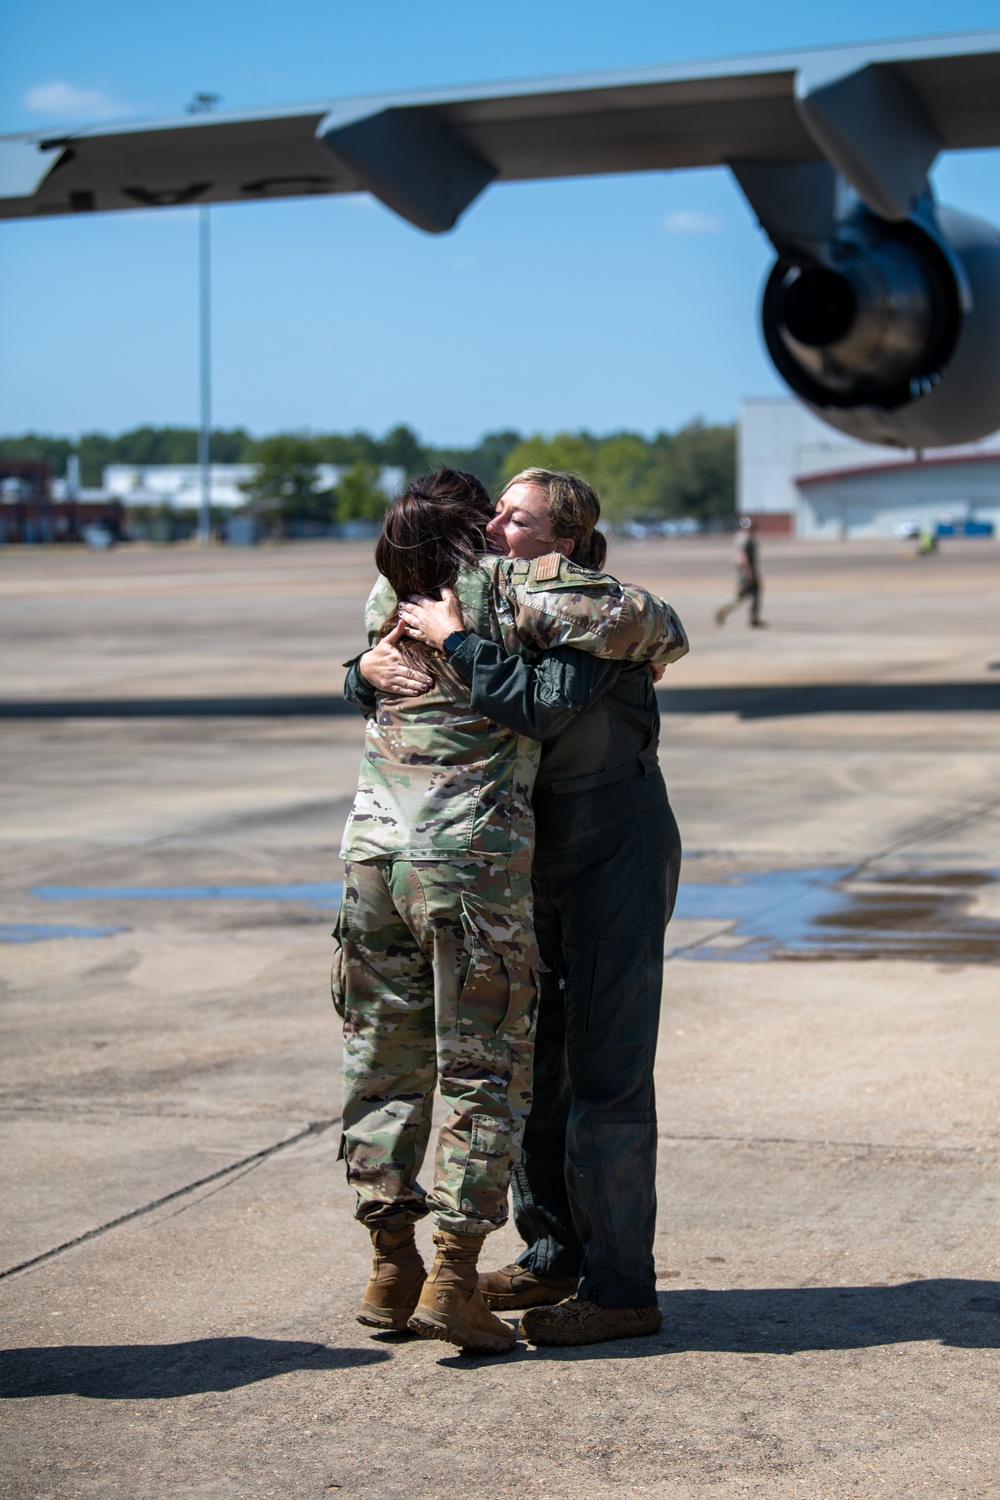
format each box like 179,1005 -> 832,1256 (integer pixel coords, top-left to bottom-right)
369,468 -> 688,1347
335,467 -> 687,1355
715,516 -> 766,627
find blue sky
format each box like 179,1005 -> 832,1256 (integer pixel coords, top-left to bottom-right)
2,1 -> 999,444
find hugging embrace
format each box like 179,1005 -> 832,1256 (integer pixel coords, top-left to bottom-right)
331,465 -> 688,1354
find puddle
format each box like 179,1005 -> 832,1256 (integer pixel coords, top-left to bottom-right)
0,924 -> 125,944
25,872 -> 1000,962
671,870 -> 1000,960
675,868 -> 1000,963
33,882 -> 344,906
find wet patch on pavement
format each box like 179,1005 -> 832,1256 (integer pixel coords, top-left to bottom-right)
32,882 -> 344,905
21,871 -> 1000,963
0,924 -> 126,944
674,867 -> 1000,963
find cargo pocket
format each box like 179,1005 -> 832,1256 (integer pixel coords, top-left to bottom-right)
330,910 -> 347,1019
457,897 -> 512,1039
459,1113 -> 513,1223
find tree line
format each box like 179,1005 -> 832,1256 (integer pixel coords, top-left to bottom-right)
0,420 -> 735,524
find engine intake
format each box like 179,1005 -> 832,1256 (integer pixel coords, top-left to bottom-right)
763,217 -> 959,410
759,206 -> 1000,447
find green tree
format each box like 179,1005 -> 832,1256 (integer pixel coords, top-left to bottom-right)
205,428 -> 255,463
591,433 -> 659,522
0,433 -> 74,476
499,432 -> 597,486
314,430 -> 380,466
337,461 -> 388,523
77,433 -> 116,487
430,429 -> 523,493
499,430 -> 653,521
0,419 -> 736,523
654,421 -> 735,521
376,424 -> 426,475
240,435 -> 332,528
498,423 -> 735,524
74,426 -> 255,485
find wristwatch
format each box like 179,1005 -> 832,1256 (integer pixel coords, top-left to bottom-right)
442,630 -> 470,656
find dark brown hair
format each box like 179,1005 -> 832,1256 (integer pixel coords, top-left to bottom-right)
498,467 -> 607,569
374,467 -> 492,663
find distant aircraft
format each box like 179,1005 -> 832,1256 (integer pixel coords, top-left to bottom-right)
3,30 -> 1000,449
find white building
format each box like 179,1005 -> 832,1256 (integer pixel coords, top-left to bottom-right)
100,463 -> 404,509
739,398 -> 1000,539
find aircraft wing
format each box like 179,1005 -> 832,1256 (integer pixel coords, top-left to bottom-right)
2,29 -> 999,233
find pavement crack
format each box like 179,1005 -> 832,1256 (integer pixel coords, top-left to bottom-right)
155,1156 -> 273,1222
851,791 -> 1000,875
659,1130 -> 996,1154
0,1117 -> 339,1283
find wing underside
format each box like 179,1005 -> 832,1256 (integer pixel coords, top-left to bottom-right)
1,31 -> 999,229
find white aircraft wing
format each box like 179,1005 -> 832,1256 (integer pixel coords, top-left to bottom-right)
2,30 -> 999,233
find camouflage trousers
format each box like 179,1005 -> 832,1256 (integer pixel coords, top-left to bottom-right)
332,858 -> 539,1236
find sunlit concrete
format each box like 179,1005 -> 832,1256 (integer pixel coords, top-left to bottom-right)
1,536 -> 999,1498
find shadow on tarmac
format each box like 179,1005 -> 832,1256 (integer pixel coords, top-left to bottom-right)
656,682 -> 1000,718
4,1283 -> 999,1389
1,681 -> 998,720
0,1337 -> 389,1399
441,1280 -> 1000,1366
0,696 -> 358,719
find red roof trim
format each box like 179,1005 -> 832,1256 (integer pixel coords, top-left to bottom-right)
795,450 -> 1000,488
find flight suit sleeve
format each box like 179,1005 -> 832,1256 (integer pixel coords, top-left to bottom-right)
493,554 -> 689,666
448,635 -> 623,740
343,655 -> 378,718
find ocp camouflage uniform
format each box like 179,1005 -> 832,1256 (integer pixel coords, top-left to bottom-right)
333,553 -> 688,1235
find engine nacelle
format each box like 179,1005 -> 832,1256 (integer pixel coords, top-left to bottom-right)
762,206 -> 1000,448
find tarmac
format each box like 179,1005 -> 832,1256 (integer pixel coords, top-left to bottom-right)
1,534 -> 999,1499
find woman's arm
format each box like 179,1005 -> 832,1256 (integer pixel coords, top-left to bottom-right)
344,589 -> 433,716
395,587 -> 624,737
448,635 -> 622,739
491,555 -> 689,666
343,655 -> 378,717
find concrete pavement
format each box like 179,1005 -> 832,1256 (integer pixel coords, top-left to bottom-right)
1,537 -> 999,1498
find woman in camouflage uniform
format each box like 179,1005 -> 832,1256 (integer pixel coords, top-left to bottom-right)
334,468 -> 687,1354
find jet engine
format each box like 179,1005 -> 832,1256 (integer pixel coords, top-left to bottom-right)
761,205 -> 1000,448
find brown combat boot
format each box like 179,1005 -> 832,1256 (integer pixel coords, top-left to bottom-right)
357,1225 -> 426,1330
478,1262 -> 579,1311
407,1231 -> 516,1353
520,1297 -> 662,1346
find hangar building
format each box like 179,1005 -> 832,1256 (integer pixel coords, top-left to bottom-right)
739,398 -> 1000,539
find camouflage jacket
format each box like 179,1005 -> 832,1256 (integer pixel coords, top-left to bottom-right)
340,553 -> 688,871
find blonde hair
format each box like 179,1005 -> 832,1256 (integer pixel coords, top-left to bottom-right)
499,467 -> 607,570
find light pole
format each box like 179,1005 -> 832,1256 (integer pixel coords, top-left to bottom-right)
197,202 -> 212,544
186,93 -> 220,547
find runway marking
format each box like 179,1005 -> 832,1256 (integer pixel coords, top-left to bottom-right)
0,1119 -> 339,1284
